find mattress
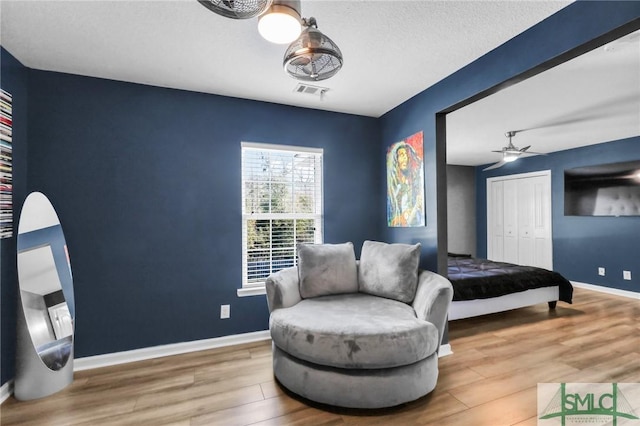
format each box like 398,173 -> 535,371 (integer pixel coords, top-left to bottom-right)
447,255 -> 573,303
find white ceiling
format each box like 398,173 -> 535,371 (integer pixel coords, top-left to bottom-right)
2,1 -> 637,166
447,28 -> 640,167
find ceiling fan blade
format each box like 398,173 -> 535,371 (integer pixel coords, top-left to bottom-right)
483,160 -> 506,171
491,150 -> 505,153
520,145 -> 531,152
290,57 -> 311,67
519,151 -> 547,156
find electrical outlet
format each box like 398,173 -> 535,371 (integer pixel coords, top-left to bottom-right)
220,304 -> 230,319
598,267 -> 605,276
623,270 -> 632,280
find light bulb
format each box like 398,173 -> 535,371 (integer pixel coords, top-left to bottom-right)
258,5 -> 301,44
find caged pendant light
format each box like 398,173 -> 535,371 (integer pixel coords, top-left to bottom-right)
197,0 -> 273,19
283,17 -> 343,81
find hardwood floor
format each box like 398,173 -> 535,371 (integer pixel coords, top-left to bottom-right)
2,287 -> 638,425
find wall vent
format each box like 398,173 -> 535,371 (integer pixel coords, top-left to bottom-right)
293,83 -> 329,98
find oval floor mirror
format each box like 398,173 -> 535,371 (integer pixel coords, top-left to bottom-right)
14,192 -> 75,400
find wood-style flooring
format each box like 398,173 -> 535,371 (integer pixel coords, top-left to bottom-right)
2,287 -> 639,425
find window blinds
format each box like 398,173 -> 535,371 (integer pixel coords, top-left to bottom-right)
241,143 -> 323,286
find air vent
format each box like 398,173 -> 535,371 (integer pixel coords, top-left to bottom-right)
293,83 -> 329,99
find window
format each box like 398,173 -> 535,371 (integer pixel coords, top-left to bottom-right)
240,142 -> 323,295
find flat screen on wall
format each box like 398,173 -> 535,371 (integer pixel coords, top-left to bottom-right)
564,160 -> 640,216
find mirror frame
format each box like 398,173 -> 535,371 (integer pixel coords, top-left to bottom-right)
14,192 -> 75,400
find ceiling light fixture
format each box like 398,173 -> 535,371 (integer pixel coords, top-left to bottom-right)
283,17 -> 343,81
483,131 -> 546,171
503,152 -> 519,162
258,0 -> 302,44
197,0 -> 272,19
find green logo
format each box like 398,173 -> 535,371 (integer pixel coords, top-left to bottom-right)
538,383 -> 639,426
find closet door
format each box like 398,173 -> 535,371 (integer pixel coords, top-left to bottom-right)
487,180 -> 504,261
502,179 -> 519,264
531,175 -> 552,269
517,177 -> 535,266
487,171 -> 552,268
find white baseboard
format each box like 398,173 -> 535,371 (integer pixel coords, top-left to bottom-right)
571,281 -> 640,300
5,330 -> 453,400
1,380 -> 14,404
74,330 -> 271,371
439,343 -> 453,357
72,331 -> 454,369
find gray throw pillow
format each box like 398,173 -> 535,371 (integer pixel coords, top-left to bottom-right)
358,240 -> 421,303
298,242 -> 358,298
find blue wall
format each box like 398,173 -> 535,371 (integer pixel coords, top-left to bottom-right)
379,1 -> 640,273
476,137 -> 640,293
23,70 -> 382,359
0,47 -> 28,385
2,1 -> 640,388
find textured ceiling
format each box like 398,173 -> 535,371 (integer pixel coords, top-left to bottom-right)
0,0 -> 571,118
447,28 -> 640,166
3,1 -> 636,166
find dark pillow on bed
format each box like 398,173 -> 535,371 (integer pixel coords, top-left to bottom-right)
358,240 -> 421,303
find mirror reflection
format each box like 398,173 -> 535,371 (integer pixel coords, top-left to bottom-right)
17,192 -> 74,371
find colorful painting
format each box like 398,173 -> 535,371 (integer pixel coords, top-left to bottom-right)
387,131 -> 425,227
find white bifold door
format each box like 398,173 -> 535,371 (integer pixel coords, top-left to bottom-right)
487,171 -> 552,270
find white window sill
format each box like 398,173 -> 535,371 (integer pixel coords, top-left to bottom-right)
237,286 -> 266,297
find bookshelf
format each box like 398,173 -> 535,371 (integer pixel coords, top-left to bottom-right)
0,88 -> 13,238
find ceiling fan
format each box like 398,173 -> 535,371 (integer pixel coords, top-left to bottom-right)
483,131 -> 546,171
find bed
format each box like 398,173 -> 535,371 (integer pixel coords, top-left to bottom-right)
447,254 -> 573,320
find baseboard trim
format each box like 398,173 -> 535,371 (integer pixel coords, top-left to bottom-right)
439,343 -> 453,357
74,330 -> 271,372
11,331 -> 453,392
571,281 -> 639,300
0,380 -> 14,404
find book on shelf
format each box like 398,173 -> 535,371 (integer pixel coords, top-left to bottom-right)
0,115 -> 12,127
0,89 -> 12,103
0,123 -> 11,135
0,102 -> 11,116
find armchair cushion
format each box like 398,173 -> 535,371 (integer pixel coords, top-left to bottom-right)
298,242 -> 358,299
270,293 -> 439,369
358,240 -> 421,303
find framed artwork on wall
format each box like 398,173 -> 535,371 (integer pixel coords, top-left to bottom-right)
386,130 -> 425,227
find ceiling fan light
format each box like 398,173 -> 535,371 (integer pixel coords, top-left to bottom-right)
258,2 -> 301,44
503,152 -> 519,162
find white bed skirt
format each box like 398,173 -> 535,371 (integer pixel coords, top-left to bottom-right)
448,286 -> 559,320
